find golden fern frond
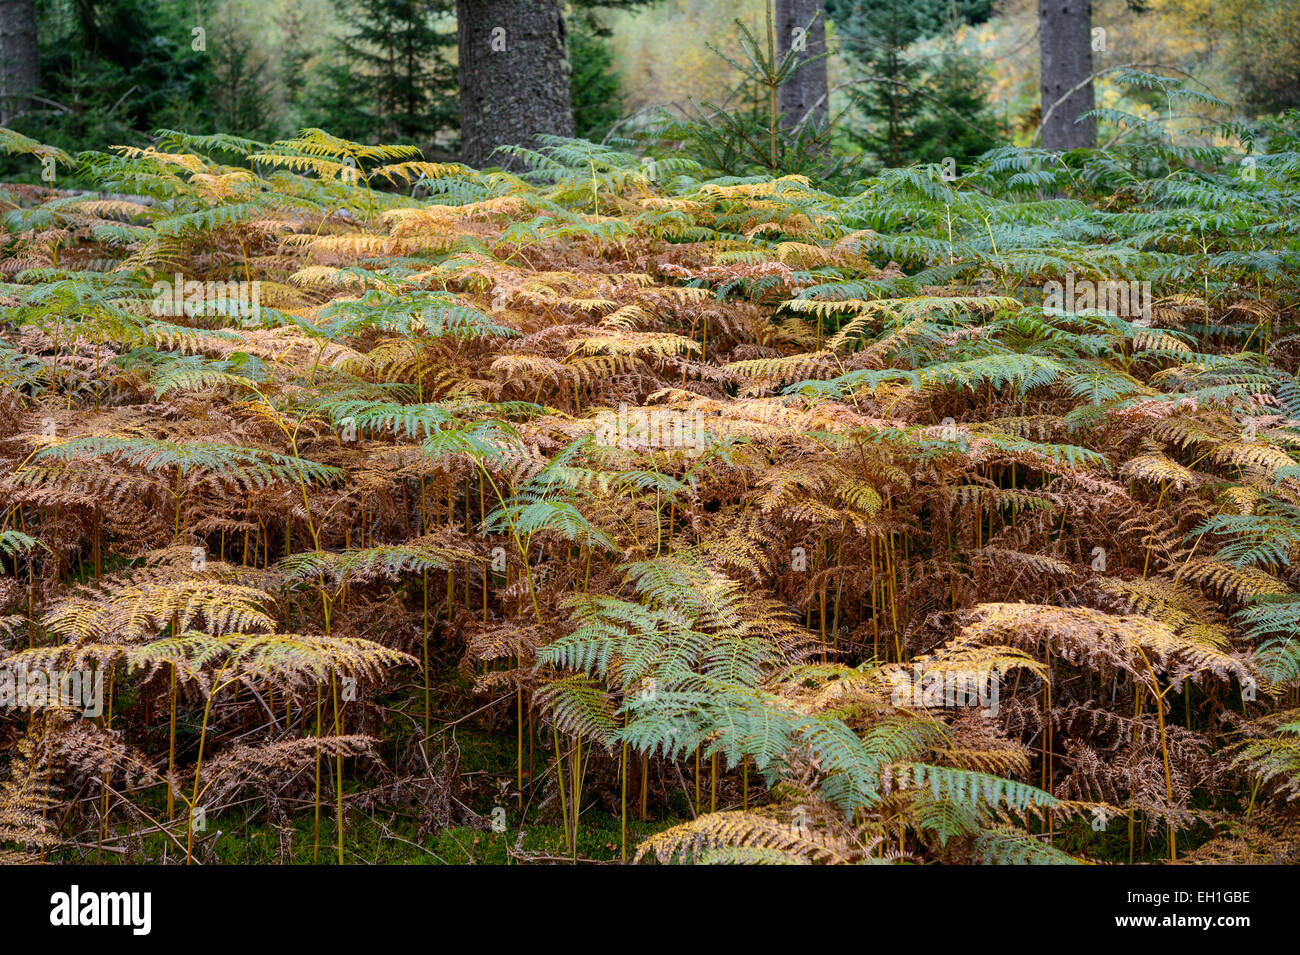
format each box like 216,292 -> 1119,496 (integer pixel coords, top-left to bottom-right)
635,809 -> 858,865
0,723 -> 58,863
1180,557 -> 1289,602
1096,576 -> 1231,648
961,602 -> 1255,688
1120,452 -> 1197,489
43,578 -> 276,642
568,332 -> 701,359
1213,441 -> 1296,474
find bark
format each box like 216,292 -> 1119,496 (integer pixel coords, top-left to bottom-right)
1038,0 -> 1096,150
0,0 -> 39,126
775,0 -> 828,132
456,0 -> 574,170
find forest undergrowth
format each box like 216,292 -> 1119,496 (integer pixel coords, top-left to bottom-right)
1,117 -> 1299,864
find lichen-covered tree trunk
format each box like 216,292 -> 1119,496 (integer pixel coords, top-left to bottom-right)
775,0 -> 828,132
1038,0 -> 1096,150
456,0 -> 574,170
0,0 -> 39,126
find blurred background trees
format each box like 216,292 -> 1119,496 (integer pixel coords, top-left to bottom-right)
317,0 -> 457,154
0,0 -> 1294,176
0,0 -> 40,125
830,0 -> 999,164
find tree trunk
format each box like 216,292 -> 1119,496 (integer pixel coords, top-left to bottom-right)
775,0 -> 828,132
0,0 -> 39,126
456,0 -> 574,170
1038,0 -> 1095,150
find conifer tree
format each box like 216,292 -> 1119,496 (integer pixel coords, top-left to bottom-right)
323,0 -> 457,152
830,0 -> 993,166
